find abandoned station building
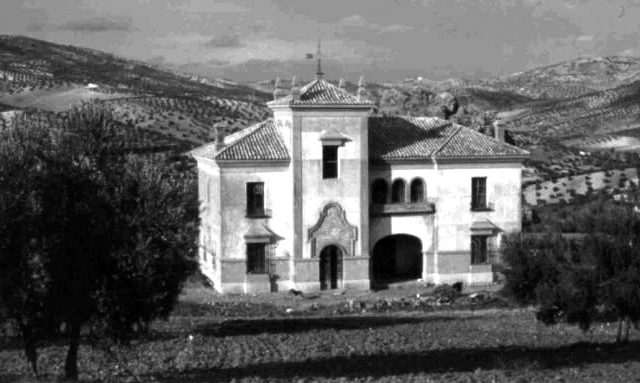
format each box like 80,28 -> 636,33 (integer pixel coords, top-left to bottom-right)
192,71 -> 529,294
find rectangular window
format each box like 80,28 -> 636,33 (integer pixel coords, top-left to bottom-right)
246,182 -> 264,217
246,243 -> 267,273
471,235 -> 488,264
471,177 -> 487,210
322,145 -> 338,179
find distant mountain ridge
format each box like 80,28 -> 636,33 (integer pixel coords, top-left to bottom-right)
3,35 -> 640,187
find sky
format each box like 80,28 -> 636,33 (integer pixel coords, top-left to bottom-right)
2,0 -> 640,82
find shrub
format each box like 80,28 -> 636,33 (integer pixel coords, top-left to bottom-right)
433,284 -> 461,302
503,202 -> 640,342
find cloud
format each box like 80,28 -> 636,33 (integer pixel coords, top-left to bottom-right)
340,15 -> 368,28
60,16 -> 133,33
576,35 -> 594,43
378,24 -> 412,33
620,48 -> 639,57
203,34 -> 243,48
338,14 -> 412,35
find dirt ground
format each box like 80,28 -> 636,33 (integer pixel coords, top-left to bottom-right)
2,284 -> 640,382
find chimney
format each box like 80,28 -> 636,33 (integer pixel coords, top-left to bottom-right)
273,77 -> 285,100
493,121 -> 505,142
357,75 -> 367,101
291,76 -> 300,101
338,78 -> 345,89
214,124 -> 225,151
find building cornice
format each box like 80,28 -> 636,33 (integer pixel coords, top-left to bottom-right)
369,155 -> 528,166
216,159 -> 291,168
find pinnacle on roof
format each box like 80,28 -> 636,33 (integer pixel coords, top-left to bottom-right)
357,76 -> 367,101
273,77 -> 285,101
291,75 -> 300,101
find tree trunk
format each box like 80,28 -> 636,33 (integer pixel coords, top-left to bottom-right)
616,317 -> 623,343
23,340 -> 38,378
625,317 -> 631,343
20,325 -> 38,378
64,324 -> 81,381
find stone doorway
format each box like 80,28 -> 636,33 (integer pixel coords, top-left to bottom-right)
319,245 -> 343,290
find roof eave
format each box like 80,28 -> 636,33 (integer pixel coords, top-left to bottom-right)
289,103 -> 374,111
434,154 -> 530,163
370,154 -> 529,164
215,158 -> 291,167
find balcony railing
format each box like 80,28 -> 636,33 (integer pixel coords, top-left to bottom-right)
370,201 -> 436,217
246,208 -> 272,219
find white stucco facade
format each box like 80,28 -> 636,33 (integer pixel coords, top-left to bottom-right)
193,78 -> 528,294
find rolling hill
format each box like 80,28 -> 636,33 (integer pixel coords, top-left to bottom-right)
3,35 -> 640,206
0,35 -> 271,149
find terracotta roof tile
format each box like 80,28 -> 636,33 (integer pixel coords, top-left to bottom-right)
269,79 -> 372,106
191,119 -> 290,162
369,116 -> 529,161
193,115 -> 528,164
435,126 -> 529,160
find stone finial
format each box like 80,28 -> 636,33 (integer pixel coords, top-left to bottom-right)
273,77 -> 285,100
291,75 -> 300,101
493,121 -> 505,142
338,78 -> 345,89
214,124 -> 225,151
357,75 -> 367,101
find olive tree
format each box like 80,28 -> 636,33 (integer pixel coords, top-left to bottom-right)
0,106 -> 199,380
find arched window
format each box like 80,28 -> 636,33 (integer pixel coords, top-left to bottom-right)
410,178 -> 425,202
391,179 -> 406,203
371,179 -> 388,204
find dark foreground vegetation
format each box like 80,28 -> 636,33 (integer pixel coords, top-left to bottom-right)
0,105 -> 199,380
503,197 -> 640,342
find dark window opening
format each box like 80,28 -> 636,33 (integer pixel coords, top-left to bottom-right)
471,177 -> 487,210
246,182 -> 264,217
247,243 -> 267,273
322,145 -> 338,179
391,179 -> 406,203
410,179 -> 425,202
471,235 -> 488,264
371,179 -> 388,204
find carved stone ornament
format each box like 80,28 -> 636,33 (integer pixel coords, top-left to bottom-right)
308,202 -> 357,257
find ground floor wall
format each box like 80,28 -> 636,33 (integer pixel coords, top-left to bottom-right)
200,254 -> 370,294
200,248 -> 498,294
201,207 -> 513,294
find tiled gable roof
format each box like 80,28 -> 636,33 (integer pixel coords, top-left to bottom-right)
435,126 -> 529,160
191,119 -> 290,162
193,115 -> 528,164
369,116 -> 529,162
269,79 -> 372,106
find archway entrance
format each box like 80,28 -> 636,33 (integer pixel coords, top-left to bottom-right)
319,245 -> 343,290
372,235 -> 422,286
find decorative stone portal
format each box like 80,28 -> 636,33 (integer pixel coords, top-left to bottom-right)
308,202 -> 358,259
